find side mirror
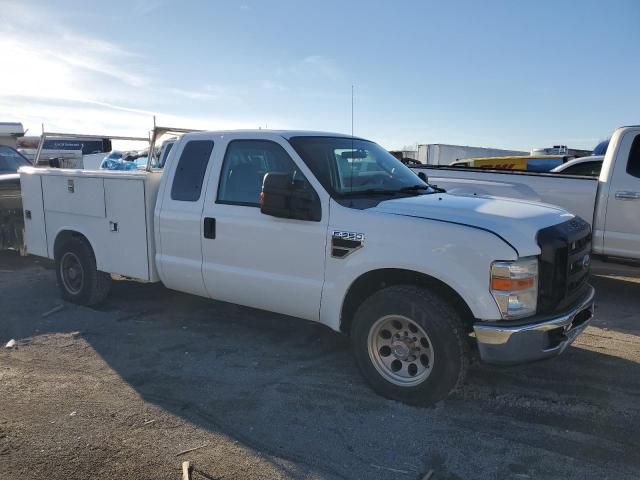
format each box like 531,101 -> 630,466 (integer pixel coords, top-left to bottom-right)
417,171 -> 428,183
261,172 -> 321,222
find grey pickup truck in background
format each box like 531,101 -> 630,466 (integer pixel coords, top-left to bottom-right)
0,145 -> 30,252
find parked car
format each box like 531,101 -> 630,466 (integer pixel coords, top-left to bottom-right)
0,145 -> 30,251
20,130 -> 595,406
412,126 -> 640,263
550,155 -> 604,176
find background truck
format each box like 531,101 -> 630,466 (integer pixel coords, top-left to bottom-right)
0,145 -> 30,251
417,143 -> 527,165
20,130 -> 594,406
413,126 -> 640,263
18,135 -> 116,169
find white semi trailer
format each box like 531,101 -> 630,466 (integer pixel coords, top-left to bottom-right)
417,144 -> 527,165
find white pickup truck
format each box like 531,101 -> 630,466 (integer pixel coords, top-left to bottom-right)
413,125 -> 640,263
20,130 -> 595,405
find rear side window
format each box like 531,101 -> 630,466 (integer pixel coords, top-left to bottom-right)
171,140 -> 214,201
627,135 -> 640,178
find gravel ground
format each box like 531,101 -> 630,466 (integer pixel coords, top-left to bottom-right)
0,251 -> 638,480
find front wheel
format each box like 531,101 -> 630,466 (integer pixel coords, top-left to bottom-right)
351,285 -> 469,406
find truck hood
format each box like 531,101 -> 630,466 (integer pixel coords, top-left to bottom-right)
371,192 -> 574,257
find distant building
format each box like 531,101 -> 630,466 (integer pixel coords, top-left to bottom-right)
0,122 -> 25,148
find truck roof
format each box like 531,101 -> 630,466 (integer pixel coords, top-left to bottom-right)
181,129 -> 367,141
0,122 -> 25,136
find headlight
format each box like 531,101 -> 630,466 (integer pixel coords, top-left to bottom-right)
490,257 -> 538,319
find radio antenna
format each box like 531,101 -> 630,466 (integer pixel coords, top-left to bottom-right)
351,85 -> 354,138
350,85 -> 355,199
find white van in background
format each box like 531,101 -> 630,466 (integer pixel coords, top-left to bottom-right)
18,136 -> 113,169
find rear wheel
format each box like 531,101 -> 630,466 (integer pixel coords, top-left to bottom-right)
55,237 -> 111,305
351,285 -> 469,406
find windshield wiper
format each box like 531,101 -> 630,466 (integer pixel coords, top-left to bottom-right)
397,184 -> 431,193
342,188 -> 398,197
399,183 -> 447,194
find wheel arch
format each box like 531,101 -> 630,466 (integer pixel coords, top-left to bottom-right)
339,268 -> 475,335
53,229 -> 96,261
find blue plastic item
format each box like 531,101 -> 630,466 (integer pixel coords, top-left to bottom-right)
593,139 -> 609,156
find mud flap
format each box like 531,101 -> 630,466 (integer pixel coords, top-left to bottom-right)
0,209 -> 24,252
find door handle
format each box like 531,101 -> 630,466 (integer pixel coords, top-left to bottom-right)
615,191 -> 640,200
203,217 -> 216,239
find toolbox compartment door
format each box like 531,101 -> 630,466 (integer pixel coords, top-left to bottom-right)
42,175 -> 106,218
103,178 -> 150,280
20,173 -> 48,257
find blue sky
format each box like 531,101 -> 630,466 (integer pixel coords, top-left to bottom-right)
1,0 -> 638,151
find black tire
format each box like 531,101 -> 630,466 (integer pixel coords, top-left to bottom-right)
55,236 -> 111,306
351,285 -> 469,406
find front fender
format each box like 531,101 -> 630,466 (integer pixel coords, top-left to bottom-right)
319,206 -> 518,331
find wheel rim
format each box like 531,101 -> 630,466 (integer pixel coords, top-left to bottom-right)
367,314 -> 434,387
60,252 -> 84,295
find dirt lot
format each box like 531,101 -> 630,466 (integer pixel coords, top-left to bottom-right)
0,251 -> 638,480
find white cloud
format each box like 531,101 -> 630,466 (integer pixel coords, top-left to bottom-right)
131,0 -> 167,16
0,3 -> 150,104
267,55 -> 344,94
0,94 -> 275,140
261,80 -> 287,91
0,2 -> 263,137
297,55 -> 343,81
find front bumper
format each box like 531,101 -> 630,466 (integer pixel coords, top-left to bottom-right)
473,285 -> 595,364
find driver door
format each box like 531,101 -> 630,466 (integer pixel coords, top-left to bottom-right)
200,134 -> 330,321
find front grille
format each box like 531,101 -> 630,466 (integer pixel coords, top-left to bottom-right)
537,217 -> 591,314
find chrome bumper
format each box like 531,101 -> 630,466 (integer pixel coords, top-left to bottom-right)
473,285 -> 595,365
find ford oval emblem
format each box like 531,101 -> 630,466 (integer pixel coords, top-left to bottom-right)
581,254 -> 591,269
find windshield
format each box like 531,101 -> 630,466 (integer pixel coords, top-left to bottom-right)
289,136 -> 431,197
0,145 -> 30,172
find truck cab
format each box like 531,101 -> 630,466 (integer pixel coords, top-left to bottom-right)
20,130 -> 596,406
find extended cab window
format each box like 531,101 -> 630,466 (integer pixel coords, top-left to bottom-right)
170,140 -> 214,201
217,140 -> 312,206
627,135 -> 640,178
